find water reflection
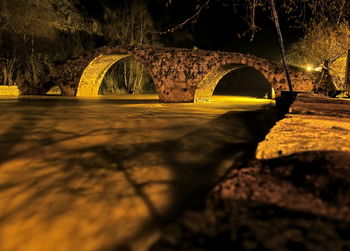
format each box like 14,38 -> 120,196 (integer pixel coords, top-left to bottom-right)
0,95 -> 278,251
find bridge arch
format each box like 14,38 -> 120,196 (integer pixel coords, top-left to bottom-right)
77,54 -> 129,96
194,63 -> 275,102
54,46 -> 315,101
76,54 -> 157,97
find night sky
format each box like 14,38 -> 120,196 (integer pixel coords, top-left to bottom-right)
76,0 -> 301,61
147,0 -> 301,61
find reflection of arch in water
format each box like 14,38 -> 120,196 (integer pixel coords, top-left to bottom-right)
76,54 -> 157,97
194,64 -> 275,102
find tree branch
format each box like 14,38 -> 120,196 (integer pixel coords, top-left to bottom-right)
336,0 -> 346,25
157,0 -> 210,35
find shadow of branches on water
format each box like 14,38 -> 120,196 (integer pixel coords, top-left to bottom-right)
0,103 -> 280,250
0,100 -> 57,163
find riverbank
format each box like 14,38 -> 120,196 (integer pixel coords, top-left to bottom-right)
257,93 -> 350,159
151,93 -> 350,250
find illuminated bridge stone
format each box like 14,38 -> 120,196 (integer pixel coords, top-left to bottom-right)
0,86 -> 20,96
76,54 -> 130,96
54,46 -> 316,102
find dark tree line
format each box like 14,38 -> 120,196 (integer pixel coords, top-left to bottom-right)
0,0 -> 159,94
1,0 -> 349,95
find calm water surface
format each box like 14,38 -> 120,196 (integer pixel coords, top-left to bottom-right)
0,95 -> 278,251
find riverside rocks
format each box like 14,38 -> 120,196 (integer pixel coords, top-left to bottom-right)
151,94 -> 350,250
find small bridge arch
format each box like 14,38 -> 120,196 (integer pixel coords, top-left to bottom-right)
194,64 -> 275,102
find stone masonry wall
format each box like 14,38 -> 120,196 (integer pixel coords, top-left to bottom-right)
0,86 -> 20,96
53,46 -> 316,102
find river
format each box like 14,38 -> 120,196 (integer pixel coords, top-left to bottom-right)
0,95 -> 278,251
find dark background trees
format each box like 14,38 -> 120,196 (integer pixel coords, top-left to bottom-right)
0,0 -> 349,93
0,0 -> 106,91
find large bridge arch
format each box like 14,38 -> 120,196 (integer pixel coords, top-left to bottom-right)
76,54 -> 157,97
194,63 -> 275,102
77,54 -> 129,96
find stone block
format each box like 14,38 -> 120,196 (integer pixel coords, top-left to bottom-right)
0,86 -> 20,96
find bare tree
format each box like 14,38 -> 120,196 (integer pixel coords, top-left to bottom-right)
345,50 -> 350,94
281,0 -> 349,28
158,0 -> 210,35
100,1 -> 158,94
287,22 -> 350,91
103,1 -> 157,46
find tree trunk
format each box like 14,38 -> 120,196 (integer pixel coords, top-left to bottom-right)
123,62 -> 128,90
269,0 -> 294,95
346,49 -> 350,95
324,60 -> 338,91
136,65 -> 144,93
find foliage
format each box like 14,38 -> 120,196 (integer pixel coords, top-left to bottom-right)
0,57 -> 17,85
103,1 -> 157,46
99,58 -> 156,95
280,0 -> 350,91
0,0 -> 55,39
282,0 -> 349,28
0,0 -> 159,92
332,57 -> 348,91
0,0 -> 101,88
101,1 -> 158,95
0,0 -> 49,86
287,22 -> 350,90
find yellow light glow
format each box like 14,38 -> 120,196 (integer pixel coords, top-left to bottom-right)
306,66 -> 313,71
315,67 -> 322,72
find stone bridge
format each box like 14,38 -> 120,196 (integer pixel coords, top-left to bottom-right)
53,46 -> 316,102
